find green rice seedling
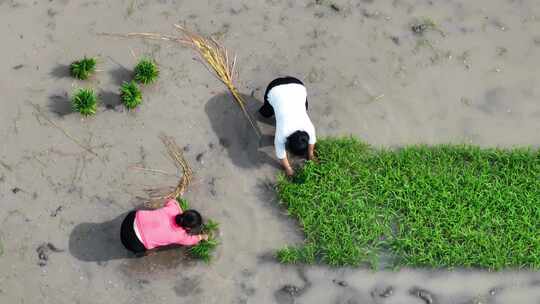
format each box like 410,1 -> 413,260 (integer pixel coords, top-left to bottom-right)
134,58 -> 159,84
277,247 -> 301,264
188,220 -> 220,263
277,138 -> 540,269
201,220 -> 219,235
120,80 -> 142,109
277,243 -> 317,264
177,197 -> 190,211
72,88 -> 97,116
70,57 -> 97,80
188,239 -> 218,263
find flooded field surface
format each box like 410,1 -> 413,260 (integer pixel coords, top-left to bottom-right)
1,0 -> 539,303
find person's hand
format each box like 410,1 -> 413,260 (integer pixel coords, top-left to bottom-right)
285,166 -> 295,177
280,157 -> 295,177
199,234 -> 209,241
307,144 -> 317,162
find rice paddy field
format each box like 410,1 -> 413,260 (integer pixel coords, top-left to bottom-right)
1,0 -> 540,303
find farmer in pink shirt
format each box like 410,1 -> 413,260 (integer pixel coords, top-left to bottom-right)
120,198 -> 208,255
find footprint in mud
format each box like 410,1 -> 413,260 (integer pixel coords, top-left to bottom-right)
236,271 -> 257,303
196,152 -> 204,163
275,285 -> 302,304
409,287 -> 437,304
36,242 -> 64,267
478,87 -> 511,115
173,275 -> 202,297
274,268 -> 311,304
50,206 -> 63,217
208,177 -> 217,196
307,67 -> 326,83
333,279 -> 348,287
488,286 -> 504,296
371,285 -> 394,303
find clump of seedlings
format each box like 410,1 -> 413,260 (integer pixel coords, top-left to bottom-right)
178,197 -> 190,211
134,58 -> 159,84
72,88 -> 98,116
120,80 -> 142,109
177,197 -> 219,262
70,57 -> 97,80
188,219 -> 219,263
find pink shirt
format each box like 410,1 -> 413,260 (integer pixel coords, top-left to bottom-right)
134,199 -> 201,249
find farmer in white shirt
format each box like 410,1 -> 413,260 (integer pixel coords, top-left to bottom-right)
259,77 -> 316,176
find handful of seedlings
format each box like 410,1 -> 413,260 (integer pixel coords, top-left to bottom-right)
120,80 -> 142,109
177,198 -> 220,263
70,57 -> 97,80
134,58 -> 159,85
72,88 -> 98,116
188,220 -> 219,263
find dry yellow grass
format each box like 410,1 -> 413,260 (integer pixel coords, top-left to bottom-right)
173,24 -> 260,138
160,133 -> 193,198
143,134 -> 192,208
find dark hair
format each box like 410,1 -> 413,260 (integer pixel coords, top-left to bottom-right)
175,210 -> 202,230
286,131 -> 310,156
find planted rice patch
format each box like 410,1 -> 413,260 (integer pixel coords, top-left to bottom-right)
277,138 -> 540,269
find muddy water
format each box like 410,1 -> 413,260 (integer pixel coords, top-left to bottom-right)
0,0 -> 539,303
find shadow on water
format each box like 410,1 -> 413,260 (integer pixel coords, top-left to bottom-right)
205,92 -> 278,169
48,91 -> 73,117
69,213 -> 133,262
50,63 -> 71,79
99,90 -> 123,111
109,65 -> 132,86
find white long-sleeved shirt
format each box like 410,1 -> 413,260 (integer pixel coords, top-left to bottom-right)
267,83 -> 316,159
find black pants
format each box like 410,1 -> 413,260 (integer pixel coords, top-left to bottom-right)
259,76 -> 308,118
120,211 -> 146,254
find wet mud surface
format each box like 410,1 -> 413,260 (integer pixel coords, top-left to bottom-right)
1,0 -> 539,303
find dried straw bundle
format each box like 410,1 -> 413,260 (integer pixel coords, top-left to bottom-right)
173,24 -> 261,138
160,134 -> 192,198
144,134 -> 192,208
